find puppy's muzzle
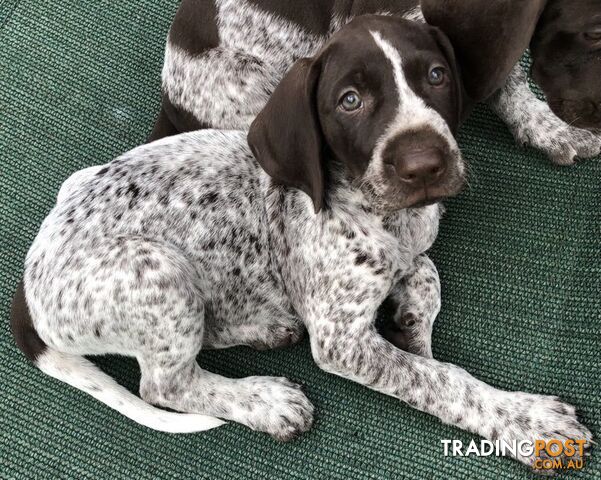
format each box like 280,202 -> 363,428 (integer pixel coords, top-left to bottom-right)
393,147 -> 446,187
382,128 -> 461,207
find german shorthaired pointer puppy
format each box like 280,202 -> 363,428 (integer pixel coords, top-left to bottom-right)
12,17 -> 591,469
151,0 -> 601,165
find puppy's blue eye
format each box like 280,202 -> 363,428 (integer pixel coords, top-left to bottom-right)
428,66 -> 446,86
340,91 -> 362,111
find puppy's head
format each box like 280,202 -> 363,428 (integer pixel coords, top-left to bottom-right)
248,15 -> 466,214
531,0 -> 601,130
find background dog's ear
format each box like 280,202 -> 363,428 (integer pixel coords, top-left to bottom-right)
421,0 -> 547,102
248,58 -> 324,213
429,26 -> 465,130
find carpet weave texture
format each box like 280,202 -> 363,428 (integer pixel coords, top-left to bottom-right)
0,1 -> 600,479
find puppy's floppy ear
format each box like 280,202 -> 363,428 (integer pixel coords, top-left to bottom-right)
429,26 -> 465,130
248,57 -> 325,213
421,0 -> 547,102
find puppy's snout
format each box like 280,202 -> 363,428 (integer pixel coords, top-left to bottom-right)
394,148 -> 446,186
372,127 -> 464,210
383,130 -> 450,187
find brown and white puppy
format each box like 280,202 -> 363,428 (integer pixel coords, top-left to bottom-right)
13,18 -> 592,471
13,14 -> 468,443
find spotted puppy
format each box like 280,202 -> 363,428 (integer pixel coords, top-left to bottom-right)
12,17 -> 591,469
153,0 -> 601,165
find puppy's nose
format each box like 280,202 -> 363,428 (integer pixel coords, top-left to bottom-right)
395,148 -> 445,186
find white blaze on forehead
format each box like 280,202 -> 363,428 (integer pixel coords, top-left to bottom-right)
367,29 -> 462,179
370,29 -> 446,133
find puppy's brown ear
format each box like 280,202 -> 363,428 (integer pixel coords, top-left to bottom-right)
248,58 -> 324,213
421,0 -> 547,102
429,26 -> 465,130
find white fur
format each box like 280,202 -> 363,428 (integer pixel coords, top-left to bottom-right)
56,166 -> 104,204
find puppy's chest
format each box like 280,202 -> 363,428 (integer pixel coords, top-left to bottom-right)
276,202 -> 440,287
383,204 -> 441,257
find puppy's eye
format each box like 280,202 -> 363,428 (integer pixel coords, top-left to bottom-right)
340,91 -> 363,111
584,31 -> 601,42
428,66 -> 446,86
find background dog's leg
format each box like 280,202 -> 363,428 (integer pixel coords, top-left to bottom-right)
489,63 -> 601,165
308,311 -> 592,468
379,254 -> 440,358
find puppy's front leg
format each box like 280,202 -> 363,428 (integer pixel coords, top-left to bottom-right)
308,303 -> 592,468
489,63 -> 601,165
379,254 -> 440,358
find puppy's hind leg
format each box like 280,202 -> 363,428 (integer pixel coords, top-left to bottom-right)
138,350 -> 314,441
29,236 -> 312,438
122,247 -> 313,440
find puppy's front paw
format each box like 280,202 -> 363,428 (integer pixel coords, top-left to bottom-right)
243,376 -> 314,441
511,103 -> 601,165
493,393 -> 592,471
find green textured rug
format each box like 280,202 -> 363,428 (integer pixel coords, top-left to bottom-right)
1,1 -> 600,479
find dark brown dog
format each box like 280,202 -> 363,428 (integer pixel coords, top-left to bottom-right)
531,0 -> 601,129
421,0 -> 601,130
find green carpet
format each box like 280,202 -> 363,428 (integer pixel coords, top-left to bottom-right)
1,1 -> 600,479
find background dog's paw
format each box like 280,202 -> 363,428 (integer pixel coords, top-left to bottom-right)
244,376 -> 314,441
494,393 -> 593,470
542,128 -> 601,166
512,111 -> 601,165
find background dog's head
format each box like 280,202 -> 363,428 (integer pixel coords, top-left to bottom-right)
248,15 -> 466,214
531,0 -> 601,130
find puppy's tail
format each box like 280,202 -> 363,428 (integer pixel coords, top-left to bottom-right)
35,349 -> 226,433
11,282 -> 225,434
